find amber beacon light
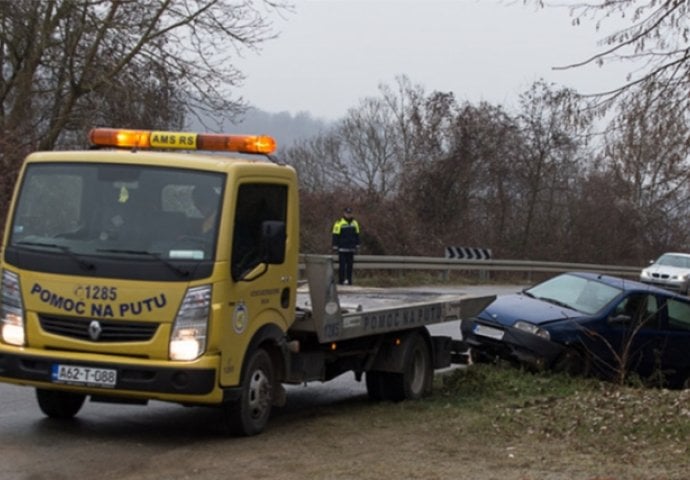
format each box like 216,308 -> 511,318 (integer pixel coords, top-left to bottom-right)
89,128 -> 277,154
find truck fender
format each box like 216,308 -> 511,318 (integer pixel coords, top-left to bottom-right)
239,323 -> 289,407
244,323 -> 287,378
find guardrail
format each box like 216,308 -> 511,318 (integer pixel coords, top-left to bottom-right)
301,254 -> 642,281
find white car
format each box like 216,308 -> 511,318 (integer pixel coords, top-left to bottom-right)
640,252 -> 690,295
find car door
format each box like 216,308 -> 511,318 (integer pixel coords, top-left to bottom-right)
650,296 -> 690,387
594,293 -> 662,381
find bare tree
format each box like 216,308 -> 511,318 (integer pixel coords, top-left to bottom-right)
335,97 -> 403,199
398,89 -> 457,198
404,100 -> 519,253
533,1 -> 690,112
283,133 -> 343,193
594,81 -> 690,261
377,75 -> 428,170
511,80 -> 591,259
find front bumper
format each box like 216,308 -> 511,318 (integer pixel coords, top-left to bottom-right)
0,346 -> 222,404
461,318 -> 564,370
640,278 -> 688,294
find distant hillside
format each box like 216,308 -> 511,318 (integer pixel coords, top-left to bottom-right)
185,107 -> 331,155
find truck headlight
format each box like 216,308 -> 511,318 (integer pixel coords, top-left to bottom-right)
169,285 -> 211,361
514,320 -> 550,340
1,269 -> 26,346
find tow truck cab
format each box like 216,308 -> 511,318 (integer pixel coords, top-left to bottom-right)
0,128 -> 299,434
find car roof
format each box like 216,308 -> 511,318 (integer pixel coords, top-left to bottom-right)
565,271 -> 681,296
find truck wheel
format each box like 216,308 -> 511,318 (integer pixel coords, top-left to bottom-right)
35,388 -> 85,419
365,371 -> 388,401
387,333 -> 432,402
222,348 -> 274,436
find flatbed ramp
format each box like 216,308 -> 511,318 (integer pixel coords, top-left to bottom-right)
293,255 -> 495,343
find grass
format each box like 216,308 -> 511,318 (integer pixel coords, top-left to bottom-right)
429,363 -> 690,456
435,362 -> 591,406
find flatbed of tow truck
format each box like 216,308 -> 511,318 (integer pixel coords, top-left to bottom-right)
292,255 -> 494,343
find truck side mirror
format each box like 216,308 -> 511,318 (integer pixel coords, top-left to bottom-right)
260,220 -> 286,264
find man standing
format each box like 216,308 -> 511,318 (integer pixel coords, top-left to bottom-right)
332,207 -> 361,285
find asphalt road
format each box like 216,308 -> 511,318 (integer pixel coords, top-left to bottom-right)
0,284 -> 521,480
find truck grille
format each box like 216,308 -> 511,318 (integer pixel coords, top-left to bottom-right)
39,315 -> 159,342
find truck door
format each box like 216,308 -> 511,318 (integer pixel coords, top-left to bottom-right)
219,181 -> 294,386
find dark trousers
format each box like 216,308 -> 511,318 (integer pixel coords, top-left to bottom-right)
338,251 -> 355,284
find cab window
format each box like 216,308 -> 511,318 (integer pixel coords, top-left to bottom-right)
231,183 -> 287,280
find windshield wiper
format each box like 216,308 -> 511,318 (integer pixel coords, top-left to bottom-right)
96,248 -> 190,278
536,296 -> 572,310
16,241 -> 95,271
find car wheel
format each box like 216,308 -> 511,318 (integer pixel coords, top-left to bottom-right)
553,348 -> 591,377
222,348 -> 274,436
35,388 -> 86,419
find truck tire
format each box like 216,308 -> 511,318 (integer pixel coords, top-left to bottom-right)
35,388 -> 85,419
222,348 -> 274,436
365,371 -> 389,401
386,333 -> 432,402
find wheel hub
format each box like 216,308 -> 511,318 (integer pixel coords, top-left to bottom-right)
247,369 -> 272,419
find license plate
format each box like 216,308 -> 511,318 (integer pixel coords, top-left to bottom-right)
473,324 -> 504,341
51,364 -> 117,388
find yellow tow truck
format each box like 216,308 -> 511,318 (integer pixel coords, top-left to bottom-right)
0,128 -> 493,435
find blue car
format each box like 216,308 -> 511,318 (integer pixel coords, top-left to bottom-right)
461,272 -> 690,388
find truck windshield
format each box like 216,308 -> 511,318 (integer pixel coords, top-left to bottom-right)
9,163 -> 224,267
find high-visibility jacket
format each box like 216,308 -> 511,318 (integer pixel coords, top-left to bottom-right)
332,217 -> 360,252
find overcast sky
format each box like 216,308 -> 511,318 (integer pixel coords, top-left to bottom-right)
236,0 -> 631,121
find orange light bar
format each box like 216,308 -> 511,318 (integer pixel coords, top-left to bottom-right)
89,128 -> 276,154
197,133 -> 277,154
89,128 -> 151,148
